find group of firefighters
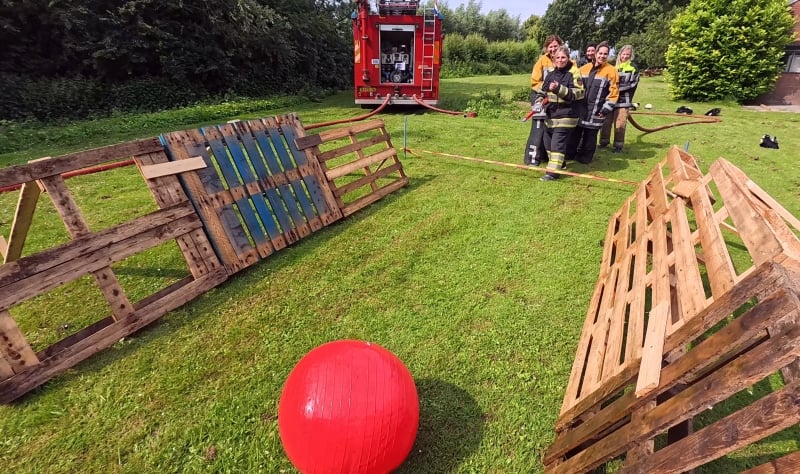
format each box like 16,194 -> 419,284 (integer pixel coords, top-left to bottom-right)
525,35 -> 640,181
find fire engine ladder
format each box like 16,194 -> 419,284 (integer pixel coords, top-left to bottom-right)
420,8 -> 436,93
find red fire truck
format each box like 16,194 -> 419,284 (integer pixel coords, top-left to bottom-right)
352,0 -> 443,105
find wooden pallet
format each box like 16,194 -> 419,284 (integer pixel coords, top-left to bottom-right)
545,146 -> 800,473
294,119 -> 409,218
161,114 -> 344,271
0,139 -> 226,403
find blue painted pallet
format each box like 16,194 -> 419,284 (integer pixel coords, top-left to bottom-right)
201,126 -> 272,258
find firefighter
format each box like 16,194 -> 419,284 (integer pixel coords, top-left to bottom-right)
568,41 -> 619,164
599,44 -> 639,153
534,45 -> 585,181
525,35 -> 563,167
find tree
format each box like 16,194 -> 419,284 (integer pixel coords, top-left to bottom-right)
595,0 -> 690,47
666,0 -> 795,102
521,14 -> 543,42
617,8 -> 679,69
540,0 -> 600,50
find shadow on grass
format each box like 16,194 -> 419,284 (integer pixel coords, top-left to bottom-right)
397,378 -> 485,473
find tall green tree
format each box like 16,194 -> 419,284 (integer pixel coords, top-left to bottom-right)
666,0 -> 795,101
539,0 -> 600,50
617,8 -> 680,69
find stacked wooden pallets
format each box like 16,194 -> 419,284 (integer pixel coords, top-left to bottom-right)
545,146 -> 800,473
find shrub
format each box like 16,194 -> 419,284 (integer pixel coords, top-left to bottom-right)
665,0 -> 795,102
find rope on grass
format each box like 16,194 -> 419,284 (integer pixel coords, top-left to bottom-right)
403,147 -> 639,187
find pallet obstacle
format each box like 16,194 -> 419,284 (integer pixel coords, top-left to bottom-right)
0,115 -> 406,403
545,146 -> 800,473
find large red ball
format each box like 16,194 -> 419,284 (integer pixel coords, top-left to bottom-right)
278,340 -> 419,474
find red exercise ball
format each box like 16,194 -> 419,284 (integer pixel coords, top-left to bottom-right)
278,340 -> 419,474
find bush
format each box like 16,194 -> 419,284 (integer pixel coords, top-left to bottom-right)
665,0 -> 794,102
462,33 -> 490,62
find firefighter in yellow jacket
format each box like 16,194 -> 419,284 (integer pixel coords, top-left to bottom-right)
533,44 -> 585,181
524,35 -> 563,166
568,41 -> 619,164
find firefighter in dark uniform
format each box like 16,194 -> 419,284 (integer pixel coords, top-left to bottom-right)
534,44 -> 585,181
524,35 -> 563,166
600,44 -> 639,152
569,41 -> 619,164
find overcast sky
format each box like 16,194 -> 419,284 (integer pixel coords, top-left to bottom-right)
448,0 -> 550,20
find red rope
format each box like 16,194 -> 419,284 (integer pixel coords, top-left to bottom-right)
0,159 -> 135,194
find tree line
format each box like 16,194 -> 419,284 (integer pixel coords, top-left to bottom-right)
0,0 -> 794,121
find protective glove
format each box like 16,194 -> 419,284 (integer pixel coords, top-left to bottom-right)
532,101 -> 543,113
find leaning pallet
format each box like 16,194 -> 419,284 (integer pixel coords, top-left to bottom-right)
544,146 -> 800,473
0,114 -> 408,403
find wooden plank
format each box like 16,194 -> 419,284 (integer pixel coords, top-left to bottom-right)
3,182 -> 41,263
134,151 -> 218,277
710,160 -> 785,267
549,322 -> 800,474
38,175 -> 135,320
326,148 -> 397,180
228,122 -> 291,249
668,199 -> 707,328
276,114 -> 340,226
262,117 -> 317,236
349,130 -> 380,193
746,180 -> 800,232
203,125 -> 271,256
623,381 -> 800,474
162,130 -> 256,269
139,156 -> 206,179
334,162 -> 403,197
0,138 -> 163,188
689,181 -> 736,297
634,301 -> 668,397
0,207 -> 200,310
317,134 -> 389,162
250,125 -> 307,237
0,267 -> 227,403
740,450 -> 800,474
0,236 -> 6,260
296,120 -> 386,148
0,310 -> 40,373
341,177 -> 408,217
625,189 -> 650,362
546,286 -> 797,465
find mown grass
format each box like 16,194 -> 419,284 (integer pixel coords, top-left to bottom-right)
1,74 -> 799,473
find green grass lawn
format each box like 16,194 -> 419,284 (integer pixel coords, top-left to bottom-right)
1,74 -> 799,473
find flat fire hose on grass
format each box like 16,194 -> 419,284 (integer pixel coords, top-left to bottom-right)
403,148 -> 639,187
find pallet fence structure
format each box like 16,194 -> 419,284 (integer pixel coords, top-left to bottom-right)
0,114 -> 407,403
545,146 -> 800,473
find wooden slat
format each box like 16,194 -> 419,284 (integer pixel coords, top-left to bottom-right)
0,267 -> 227,403
38,175 -> 135,320
326,147 -> 398,180
740,450 -> 800,474
746,180 -> 800,232
634,301 -> 668,397
0,310 -> 40,373
3,182 -> 41,263
0,138 -> 163,188
295,120 -> 386,149
276,114 -> 342,225
689,181 -> 736,297
334,162 -> 403,197
710,160 -> 785,266
550,321 -> 800,474
162,130 -> 256,270
134,151 -> 218,277
668,199 -> 707,327
546,285 -> 797,465
317,134 -> 389,162
0,236 -> 7,260
341,177 -> 408,217
623,381 -> 800,474
262,117 -> 318,235
139,156 -> 206,179
0,205 -> 199,310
